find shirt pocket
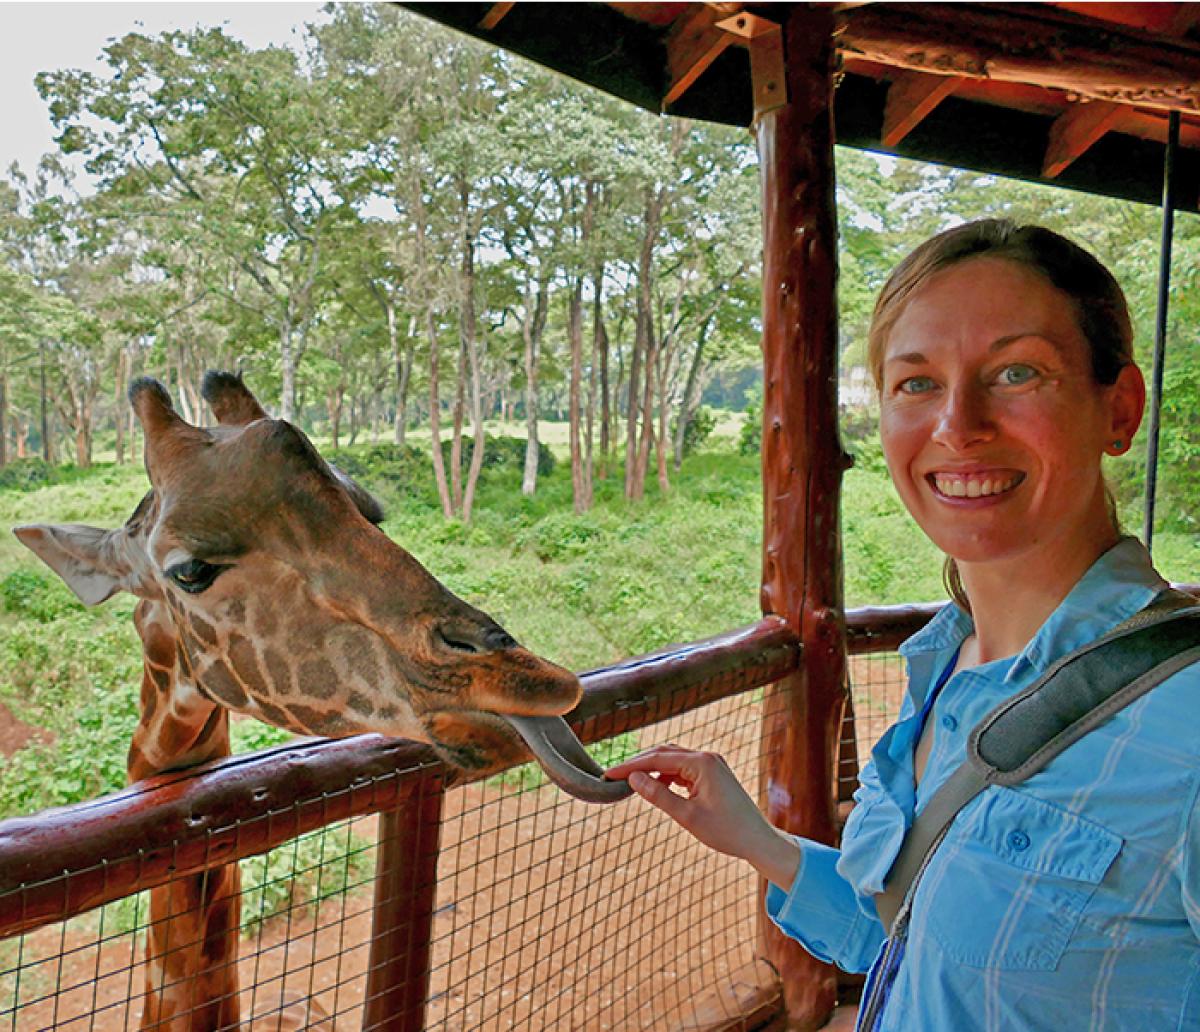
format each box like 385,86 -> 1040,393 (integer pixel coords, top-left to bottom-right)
913,786 -> 1123,971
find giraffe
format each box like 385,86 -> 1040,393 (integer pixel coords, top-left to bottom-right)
14,372 -> 615,1030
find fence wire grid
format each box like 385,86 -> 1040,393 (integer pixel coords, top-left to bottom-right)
1,651 -> 910,1032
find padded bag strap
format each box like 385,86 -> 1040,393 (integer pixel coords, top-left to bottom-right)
874,589 -> 1200,934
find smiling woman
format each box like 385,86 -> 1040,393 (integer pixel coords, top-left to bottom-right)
608,219 -> 1200,1031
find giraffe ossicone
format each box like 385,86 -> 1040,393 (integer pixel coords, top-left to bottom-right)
13,370 -> 628,1029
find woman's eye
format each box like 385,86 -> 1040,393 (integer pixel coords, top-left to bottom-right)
165,559 -> 228,595
997,364 -> 1038,386
897,376 -> 936,395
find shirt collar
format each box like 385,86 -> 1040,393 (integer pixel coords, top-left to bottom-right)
898,537 -> 1167,680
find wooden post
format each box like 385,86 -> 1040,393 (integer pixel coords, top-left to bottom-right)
755,7 -> 848,1030
362,770 -> 444,1032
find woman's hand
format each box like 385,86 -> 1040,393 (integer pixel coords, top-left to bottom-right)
606,745 -> 801,889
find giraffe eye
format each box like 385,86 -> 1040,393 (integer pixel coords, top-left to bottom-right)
165,559 -> 228,595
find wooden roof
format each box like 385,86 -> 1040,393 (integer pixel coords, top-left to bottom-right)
402,2 -> 1200,213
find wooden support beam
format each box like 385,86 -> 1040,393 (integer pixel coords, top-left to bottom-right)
363,772 -> 445,1032
882,71 -> 963,147
756,6 -> 848,1028
664,5 -> 737,109
1043,100 -> 1125,177
838,4 -> 1200,119
478,2 -> 514,32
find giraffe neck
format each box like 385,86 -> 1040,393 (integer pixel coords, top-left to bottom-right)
133,600 -> 242,1032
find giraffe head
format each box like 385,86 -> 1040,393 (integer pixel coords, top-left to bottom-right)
14,372 -> 611,788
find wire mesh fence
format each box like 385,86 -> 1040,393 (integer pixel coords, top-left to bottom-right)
427,690 -> 772,1032
0,691 -> 779,1032
0,813 -> 381,1031
839,651 -> 908,803
0,616 -> 917,1032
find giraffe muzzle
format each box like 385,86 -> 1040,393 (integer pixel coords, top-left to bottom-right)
501,715 -> 633,804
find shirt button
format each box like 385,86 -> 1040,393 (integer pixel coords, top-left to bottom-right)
1007,830 -> 1031,852
941,714 -> 959,732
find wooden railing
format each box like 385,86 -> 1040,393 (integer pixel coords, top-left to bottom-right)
4,591 -> 1189,1028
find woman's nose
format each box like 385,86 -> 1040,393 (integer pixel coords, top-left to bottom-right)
930,385 -> 996,451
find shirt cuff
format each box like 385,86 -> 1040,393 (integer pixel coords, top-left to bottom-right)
764,835 -> 885,973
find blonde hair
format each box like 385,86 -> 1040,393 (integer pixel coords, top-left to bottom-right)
867,219 -> 1135,611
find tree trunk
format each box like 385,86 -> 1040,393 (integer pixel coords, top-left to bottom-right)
451,339 -> 466,515
568,277 -> 587,513
0,371 -> 8,467
626,187 -> 664,499
395,314 -> 416,447
280,319 -> 297,422
594,268 -> 610,480
674,316 -> 714,470
655,343 -> 671,493
327,385 -> 344,449
410,163 -> 453,518
39,344 -> 51,464
632,305 -> 657,500
521,271 -> 550,496
460,186 -> 486,524
114,347 -> 128,465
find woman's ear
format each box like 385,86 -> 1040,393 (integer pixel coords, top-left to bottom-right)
1104,363 -> 1146,456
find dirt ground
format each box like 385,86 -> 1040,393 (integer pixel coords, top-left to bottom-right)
0,700 -> 51,757
2,673 -> 902,1032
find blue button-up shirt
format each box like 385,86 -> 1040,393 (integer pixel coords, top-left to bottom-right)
766,538 -> 1200,1030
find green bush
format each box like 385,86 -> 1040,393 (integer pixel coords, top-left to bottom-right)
0,569 -> 83,622
440,434 -> 555,476
738,391 -> 761,455
239,823 -> 373,936
0,458 -> 56,491
672,405 -> 718,457
325,442 -> 430,495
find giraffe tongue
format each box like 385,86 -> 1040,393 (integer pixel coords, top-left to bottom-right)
500,715 -> 634,804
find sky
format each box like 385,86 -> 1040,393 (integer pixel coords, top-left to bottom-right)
1,2 -> 328,178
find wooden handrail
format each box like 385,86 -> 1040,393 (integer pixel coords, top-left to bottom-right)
0,616 -> 800,939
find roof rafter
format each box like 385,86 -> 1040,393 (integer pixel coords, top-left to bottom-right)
881,71 -> 964,148
1042,100 -> 1125,178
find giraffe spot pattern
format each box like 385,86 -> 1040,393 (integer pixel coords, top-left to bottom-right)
263,647 -> 293,697
222,598 -> 246,625
188,614 -> 220,649
287,703 -> 348,737
346,691 -> 375,718
227,633 -> 268,700
297,657 -> 338,701
203,661 -> 249,709
256,699 -> 293,730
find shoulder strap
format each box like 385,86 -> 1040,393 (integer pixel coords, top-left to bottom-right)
873,589 -> 1200,934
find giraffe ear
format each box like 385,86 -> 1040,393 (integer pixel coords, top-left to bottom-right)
12,524 -> 137,606
201,370 -> 268,426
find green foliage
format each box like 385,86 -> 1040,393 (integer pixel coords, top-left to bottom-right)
239,824 -> 373,937
0,458 -> 55,492
325,441 -> 431,495
230,718 -> 295,754
439,435 -> 555,477
673,405 -> 718,457
738,389 -> 762,456
0,569 -> 82,622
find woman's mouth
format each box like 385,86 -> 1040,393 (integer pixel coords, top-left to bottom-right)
929,471 -> 1025,499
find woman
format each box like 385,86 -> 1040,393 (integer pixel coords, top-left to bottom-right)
607,220 -> 1200,1030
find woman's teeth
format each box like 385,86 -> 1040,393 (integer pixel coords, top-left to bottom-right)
932,474 -> 1022,498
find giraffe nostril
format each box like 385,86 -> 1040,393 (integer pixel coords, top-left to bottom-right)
484,627 -> 518,651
